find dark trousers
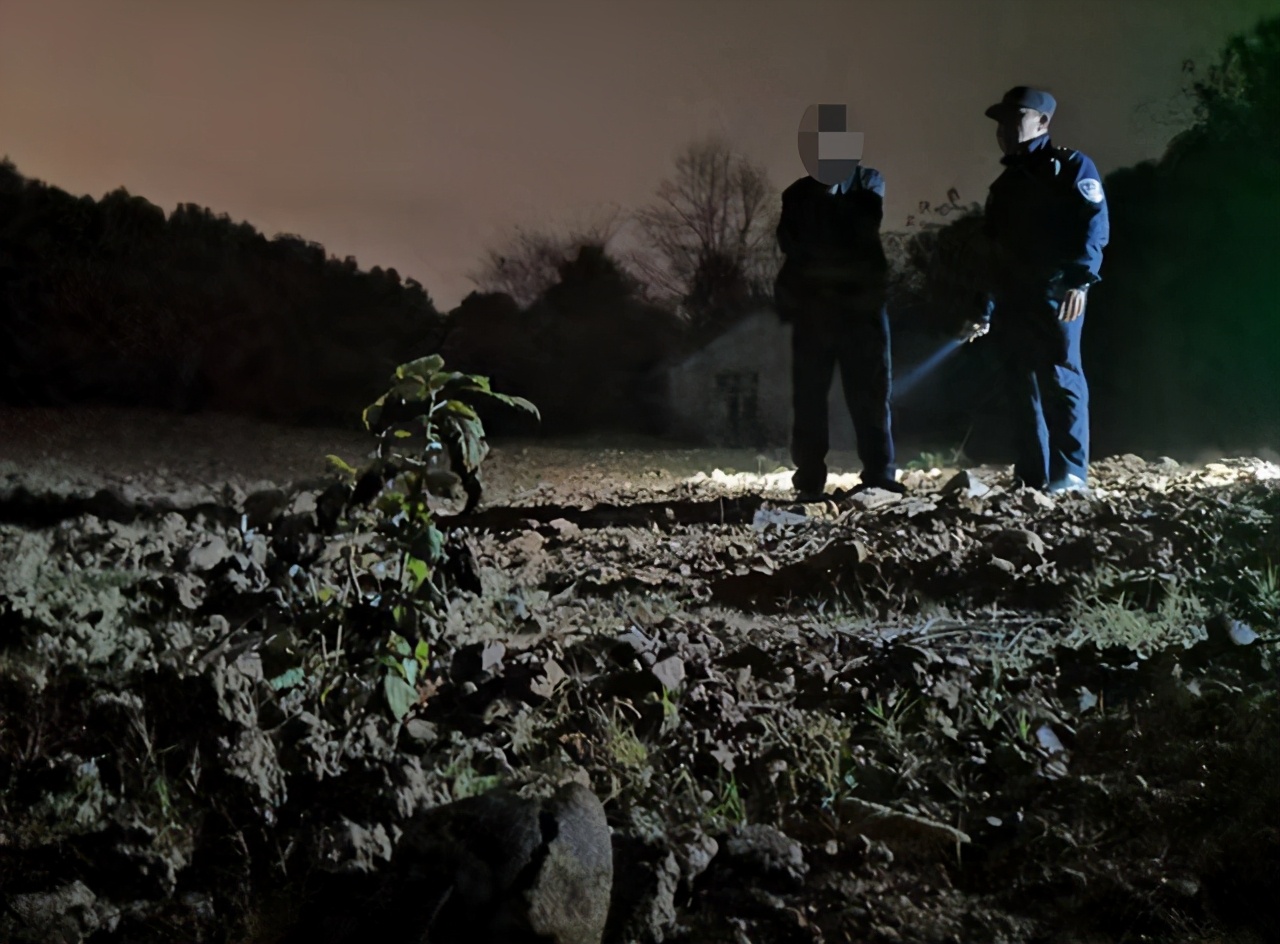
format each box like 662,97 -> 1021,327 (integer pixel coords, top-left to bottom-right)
992,287 -> 1089,488
789,298 -> 895,492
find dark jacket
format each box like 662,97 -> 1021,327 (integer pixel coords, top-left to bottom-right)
774,166 -> 888,318
982,134 -> 1109,297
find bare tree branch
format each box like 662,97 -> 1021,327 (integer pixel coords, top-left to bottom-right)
467,205 -> 630,307
633,137 -> 780,312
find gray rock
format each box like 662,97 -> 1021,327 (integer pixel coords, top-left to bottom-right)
673,828 -> 719,888
301,781 -> 612,944
526,782 -> 614,944
990,528 -> 1047,568
1015,488 -> 1056,511
941,470 -> 991,499
7,880 -> 116,943
606,836 -> 680,944
721,823 -> 808,885
186,533 -> 231,571
242,487 -> 289,529
651,655 -> 686,692
836,798 -> 971,859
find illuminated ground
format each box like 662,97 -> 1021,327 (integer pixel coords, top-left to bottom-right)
1,407 -> 1277,944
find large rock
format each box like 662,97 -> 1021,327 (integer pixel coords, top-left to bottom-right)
989,528 -> 1047,569
6,881 -> 116,943
605,835 -> 681,944
293,781 -> 612,944
526,782 -> 615,943
720,823 -> 808,886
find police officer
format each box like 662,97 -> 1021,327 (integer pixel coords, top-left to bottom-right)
965,86 -> 1109,494
775,158 -> 903,499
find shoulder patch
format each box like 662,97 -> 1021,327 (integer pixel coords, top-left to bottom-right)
1077,178 -> 1104,203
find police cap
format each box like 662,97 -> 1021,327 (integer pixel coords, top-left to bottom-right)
984,86 -> 1057,120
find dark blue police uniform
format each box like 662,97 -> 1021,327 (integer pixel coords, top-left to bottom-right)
981,115 -> 1109,491
774,165 -> 897,495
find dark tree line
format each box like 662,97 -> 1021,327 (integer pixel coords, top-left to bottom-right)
0,161 -> 447,424
1084,17 -> 1280,455
443,244 -> 687,436
0,144 -> 758,437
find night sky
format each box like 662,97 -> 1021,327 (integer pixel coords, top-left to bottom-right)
2,0 -> 1274,310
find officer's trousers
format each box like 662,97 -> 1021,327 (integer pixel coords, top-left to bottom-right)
789,297 -> 895,493
992,288 -> 1089,489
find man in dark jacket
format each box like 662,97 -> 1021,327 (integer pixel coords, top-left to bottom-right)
775,158 -> 902,499
966,86 -> 1109,494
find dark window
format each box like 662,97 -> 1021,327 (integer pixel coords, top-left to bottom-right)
715,369 -> 760,446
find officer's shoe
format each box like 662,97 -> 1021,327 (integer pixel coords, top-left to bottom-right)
792,470 -> 828,503
857,476 -> 907,495
1048,473 -> 1090,496
793,489 -> 832,504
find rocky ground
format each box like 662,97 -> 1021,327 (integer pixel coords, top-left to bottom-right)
1,407 -> 1277,943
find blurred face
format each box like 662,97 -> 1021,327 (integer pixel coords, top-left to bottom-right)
996,108 -> 1050,154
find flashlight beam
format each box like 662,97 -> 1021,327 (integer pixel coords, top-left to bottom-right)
893,337 -> 964,401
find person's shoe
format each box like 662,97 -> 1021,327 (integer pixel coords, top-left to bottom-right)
792,470 -> 827,502
793,489 -> 832,504
857,476 -> 907,495
1048,473 -> 1090,496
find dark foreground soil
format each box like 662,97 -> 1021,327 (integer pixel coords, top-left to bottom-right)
1,407 -> 1277,943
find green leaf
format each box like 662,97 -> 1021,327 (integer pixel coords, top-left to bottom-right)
404,658 -> 418,687
409,527 -> 444,565
404,555 -> 430,590
396,354 -> 445,381
389,378 -> 428,402
326,454 -> 360,477
269,666 -> 306,691
376,491 -> 408,516
378,654 -> 406,677
444,399 -> 480,420
428,370 -> 467,394
448,414 -> 487,471
487,392 -> 541,419
389,632 -> 412,658
414,639 -> 430,668
384,673 -> 418,721
362,396 -> 387,430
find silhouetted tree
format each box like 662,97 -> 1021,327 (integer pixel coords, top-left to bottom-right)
444,245 -> 684,435
884,188 -> 987,334
632,137 -> 780,324
467,207 -> 629,307
1085,14 -> 1280,454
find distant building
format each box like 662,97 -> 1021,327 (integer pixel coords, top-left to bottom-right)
655,308 -> 857,450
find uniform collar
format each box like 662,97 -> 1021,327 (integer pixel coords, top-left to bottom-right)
1001,133 -> 1052,166
830,165 -> 863,194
